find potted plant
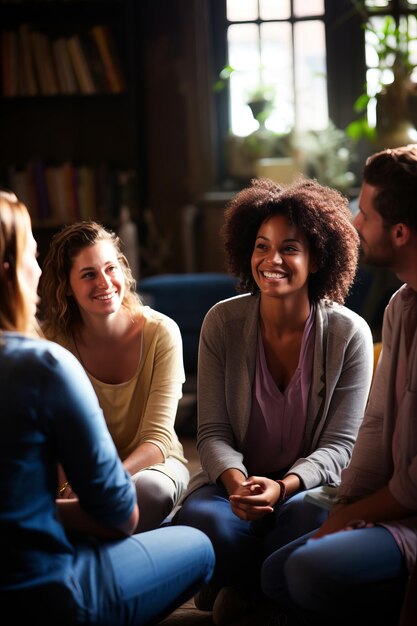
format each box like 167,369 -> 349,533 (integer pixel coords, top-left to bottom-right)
347,15 -> 417,148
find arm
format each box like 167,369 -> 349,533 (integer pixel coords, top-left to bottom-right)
314,485 -> 417,538
122,314 -> 185,474
197,303 -> 251,485
57,499 -> 139,538
123,442 -> 164,475
322,288 -> 417,523
48,344 -> 138,537
336,298 -> 396,501
288,312 -> 374,489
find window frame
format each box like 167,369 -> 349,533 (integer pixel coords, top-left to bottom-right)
209,0 -> 367,186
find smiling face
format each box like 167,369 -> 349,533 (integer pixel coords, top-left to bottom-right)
68,240 -> 125,321
251,214 -> 315,301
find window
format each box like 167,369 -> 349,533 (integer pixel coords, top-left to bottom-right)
209,1 -> 367,184
224,0 -> 327,136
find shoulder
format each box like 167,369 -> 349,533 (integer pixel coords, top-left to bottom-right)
386,284 -> 412,313
42,329 -> 74,353
317,300 -> 372,339
383,284 -> 414,331
3,333 -> 87,381
142,305 -> 182,340
205,292 -> 258,323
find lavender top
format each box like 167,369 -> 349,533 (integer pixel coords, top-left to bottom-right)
243,305 -> 316,476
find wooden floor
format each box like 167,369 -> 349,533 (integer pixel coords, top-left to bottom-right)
159,598 -> 215,626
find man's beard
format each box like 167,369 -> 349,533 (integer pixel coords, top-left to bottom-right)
360,234 -> 394,268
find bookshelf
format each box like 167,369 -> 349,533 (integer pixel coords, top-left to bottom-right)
0,0 -> 143,231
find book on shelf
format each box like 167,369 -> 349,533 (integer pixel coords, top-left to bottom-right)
30,30 -> 59,96
33,160 -> 51,222
52,37 -> 78,95
304,485 -> 339,511
80,31 -> 111,94
24,162 -> 40,220
8,165 -> 38,222
45,166 -> 71,224
1,31 -> 11,96
67,35 -> 96,95
18,24 -> 38,96
95,163 -> 113,222
7,160 -> 128,225
60,161 -> 81,222
78,165 -> 97,220
1,30 -> 19,97
90,24 -> 127,94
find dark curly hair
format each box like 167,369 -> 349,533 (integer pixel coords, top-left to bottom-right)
363,144 -> 417,230
221,177 -> 359,304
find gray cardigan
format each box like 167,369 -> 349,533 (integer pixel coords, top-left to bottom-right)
186,292 -> 374,495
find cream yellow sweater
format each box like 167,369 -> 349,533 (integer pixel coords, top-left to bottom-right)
49,306 -> 187,478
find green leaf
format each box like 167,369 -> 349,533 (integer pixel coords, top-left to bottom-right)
346,117 -> 375,143
353,93 -> 371,113
213,80 -> 226,93
219,65 -> 235,81
346,119 -> 366,141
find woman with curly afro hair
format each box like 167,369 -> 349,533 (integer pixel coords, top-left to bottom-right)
174,177 -> 374,625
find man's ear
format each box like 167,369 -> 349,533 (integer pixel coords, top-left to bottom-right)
392,223 -> 410,247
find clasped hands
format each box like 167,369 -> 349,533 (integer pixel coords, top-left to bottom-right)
229,476 -> 281,521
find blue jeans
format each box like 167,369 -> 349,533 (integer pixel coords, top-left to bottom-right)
261,526 -> 408,625
1,526 -> 214,625
174,484 -> 328,590
70,525 -> 214,625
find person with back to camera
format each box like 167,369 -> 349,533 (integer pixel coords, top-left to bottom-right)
260,145 -> 417,626
0,190 -> 215,625
173,176 -> 374,625
40,221 -> 189,532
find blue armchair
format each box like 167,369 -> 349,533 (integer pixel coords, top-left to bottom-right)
138,272 -> 238,434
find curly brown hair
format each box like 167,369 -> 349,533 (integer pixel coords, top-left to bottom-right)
40,221 -> 142,339
221,177 -> 359,304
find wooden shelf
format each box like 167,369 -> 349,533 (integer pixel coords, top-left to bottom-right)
0,0 -> 143,238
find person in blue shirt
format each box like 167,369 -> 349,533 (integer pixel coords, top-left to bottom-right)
0,189 -> 215,625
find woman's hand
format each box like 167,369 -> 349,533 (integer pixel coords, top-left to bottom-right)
229,475 -> 279,521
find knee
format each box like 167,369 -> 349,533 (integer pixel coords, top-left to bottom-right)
261,550 -> 290,602
261,543 -> 326,610
284,545 -> 340,613
284,548 -> 319,609
176,495 -> 218,531
135,474 -> 175,509
163,526 -> 216,578
134,474 -> 177,531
